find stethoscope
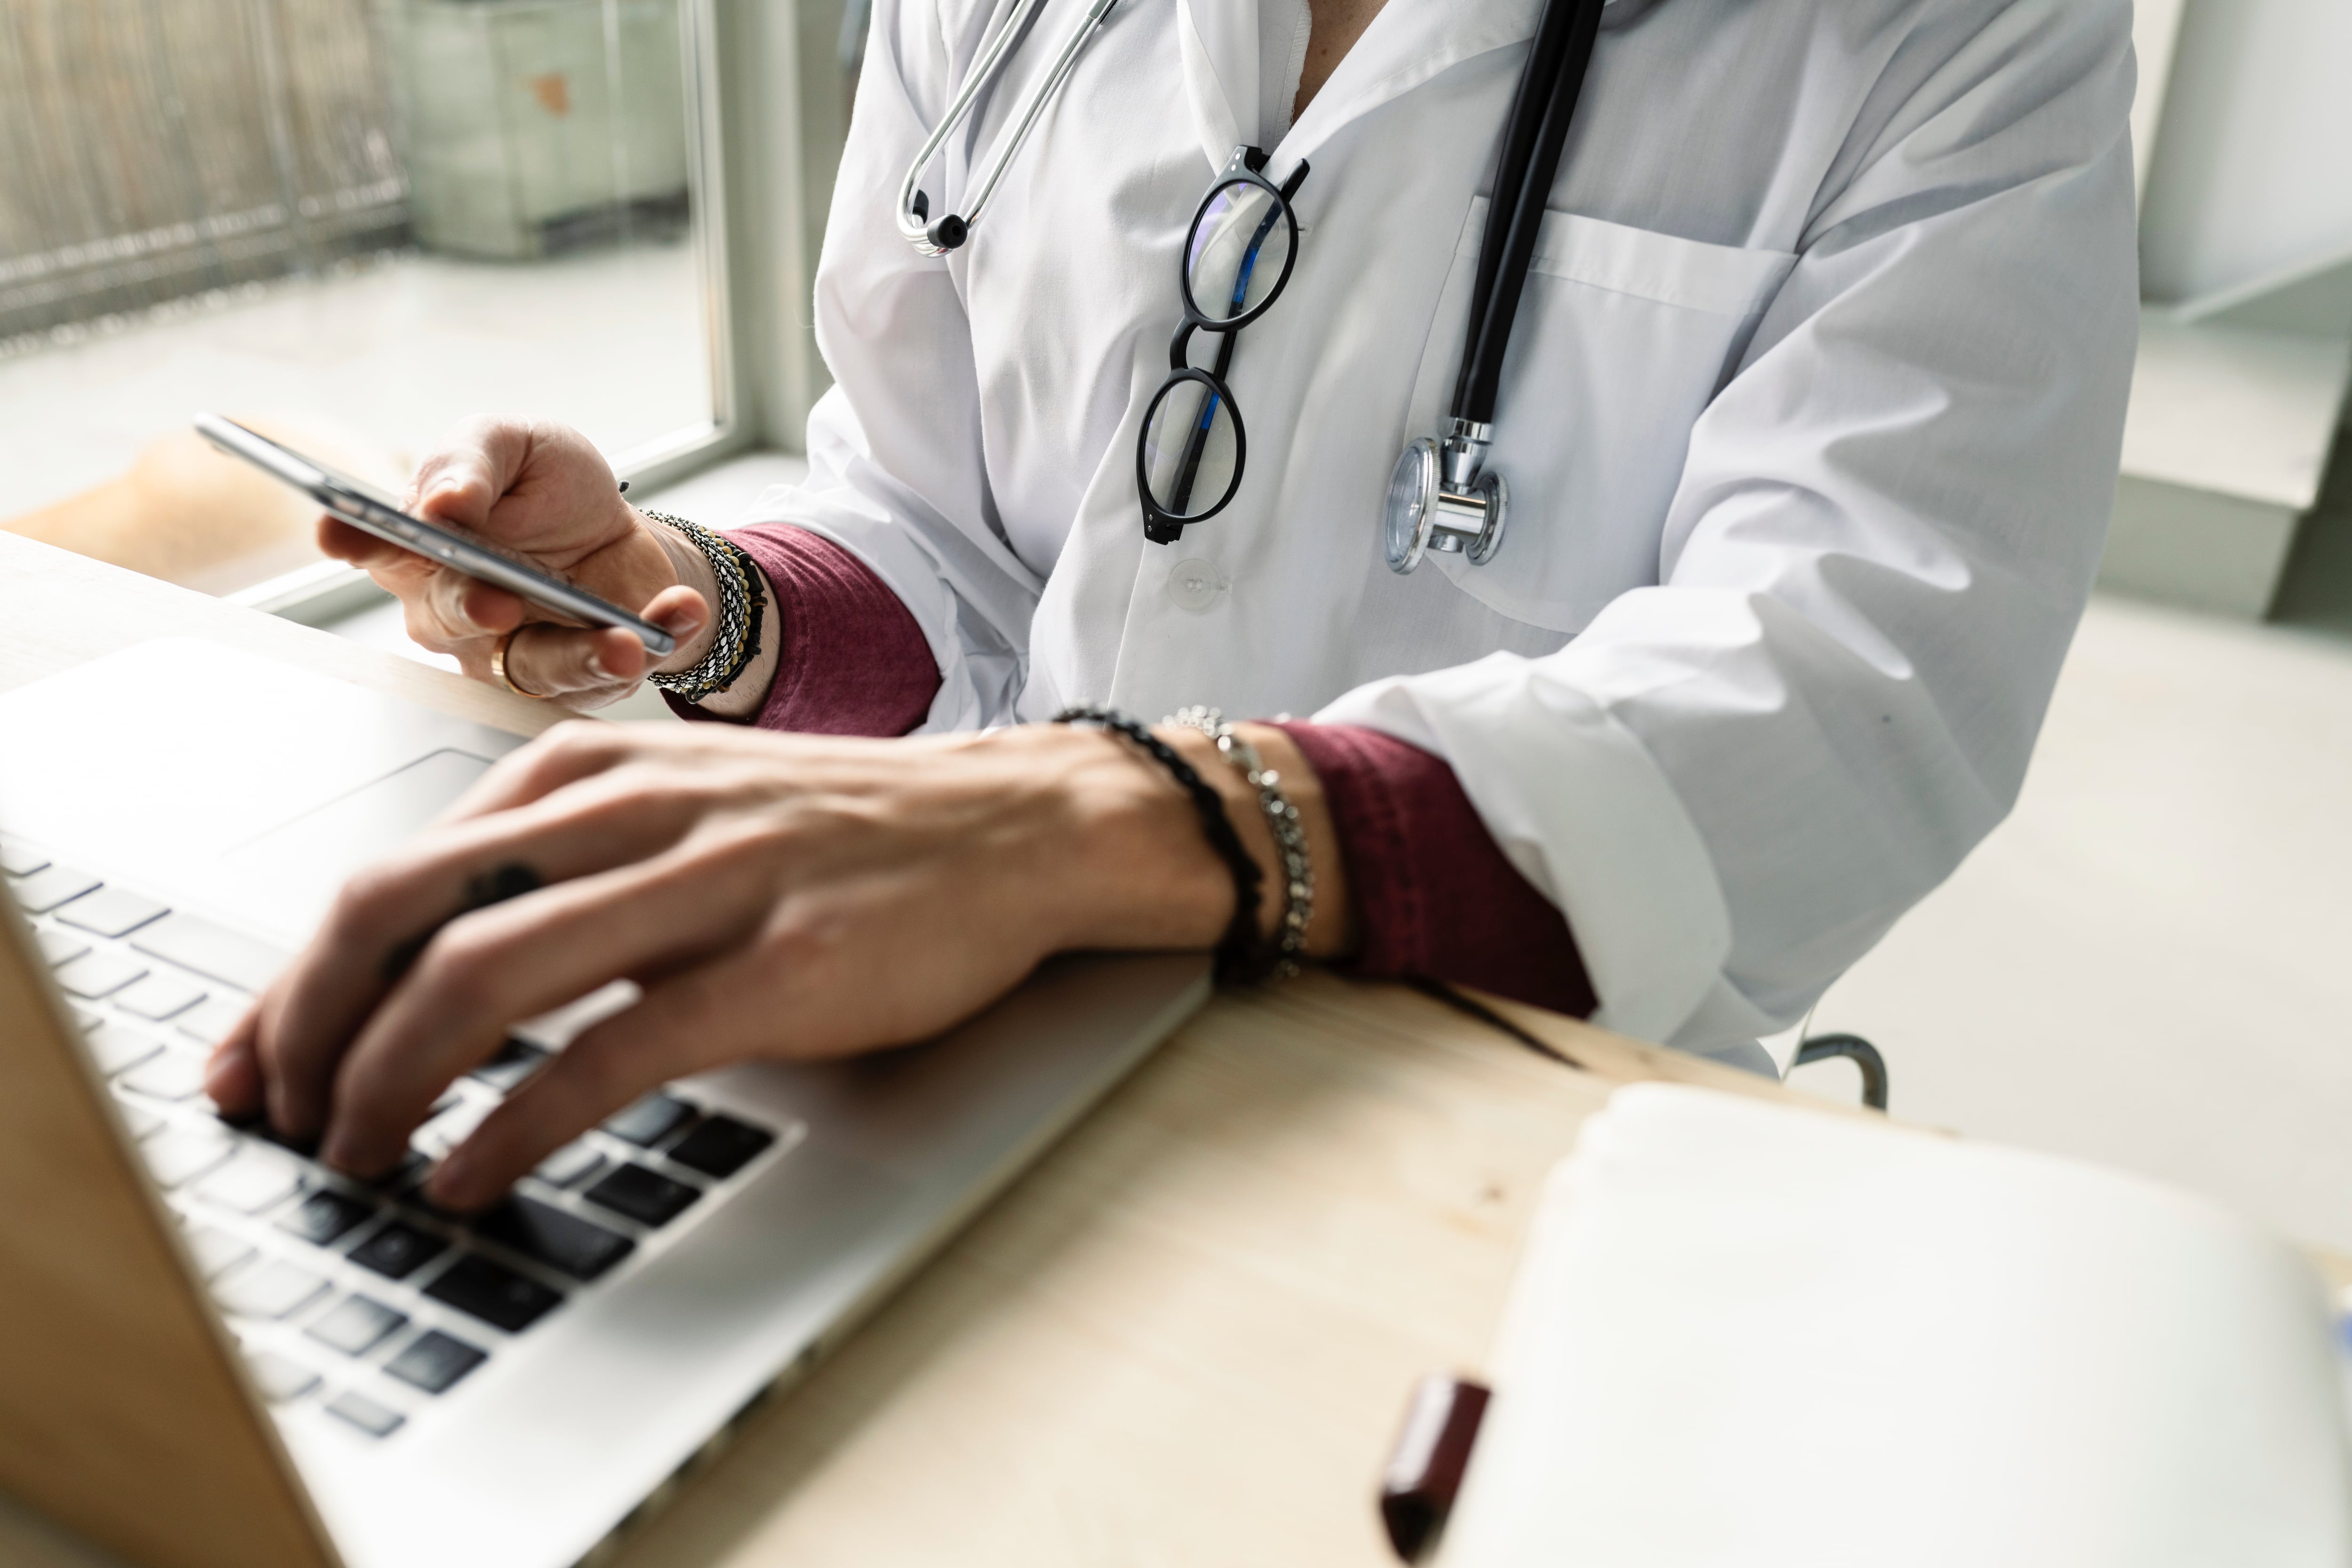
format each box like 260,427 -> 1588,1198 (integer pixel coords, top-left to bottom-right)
895,0 -> 1120,255
1384,0 -> 1606,573
895,0 -> 1610,574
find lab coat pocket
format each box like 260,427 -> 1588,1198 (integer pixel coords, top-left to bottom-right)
1402,202 -> 1796,632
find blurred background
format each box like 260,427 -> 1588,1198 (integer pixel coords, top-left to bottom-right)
0,0 -> 730,595
3,0 -> 2352,1254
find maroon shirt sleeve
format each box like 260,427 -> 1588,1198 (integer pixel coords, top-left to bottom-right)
661,525 -> 940,736
668,528 -> 1590,1013
1274,722 -> 1597,1019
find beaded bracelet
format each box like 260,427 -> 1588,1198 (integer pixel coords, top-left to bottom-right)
644,510 -> 766,704
1168,706 -> 1312,979
1053,705 -> 1265,985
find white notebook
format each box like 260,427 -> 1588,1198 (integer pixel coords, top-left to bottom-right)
1437,1084 -> 2352,1568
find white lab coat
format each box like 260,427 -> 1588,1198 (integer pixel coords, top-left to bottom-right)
735,0 -> 2140,1051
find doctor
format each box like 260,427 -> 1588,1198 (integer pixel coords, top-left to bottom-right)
209,0 -> 2138,1208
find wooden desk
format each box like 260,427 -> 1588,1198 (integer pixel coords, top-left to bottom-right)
0,534 -> 1794,1567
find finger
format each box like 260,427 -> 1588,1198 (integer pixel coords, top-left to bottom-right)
499,585 -> 707,700
413,565 -> 527,647
203,1006 -> 266,1119
317,515 -> 409,570
437,720 -> 644,822
427,946 -> 771,1210
255,781 -> 699,1142
639,581 -> 710,667
318,832 -> 775,1177
495,623 -> 639,701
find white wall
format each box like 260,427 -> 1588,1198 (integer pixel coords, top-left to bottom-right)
2138,0 -> 2352,304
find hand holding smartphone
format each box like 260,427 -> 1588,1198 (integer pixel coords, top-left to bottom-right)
195,413 -> 678,658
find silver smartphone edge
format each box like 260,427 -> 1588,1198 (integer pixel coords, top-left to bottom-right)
193,414 -> 676,657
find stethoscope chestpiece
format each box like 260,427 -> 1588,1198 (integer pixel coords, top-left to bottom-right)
1383,422 -> 1508,574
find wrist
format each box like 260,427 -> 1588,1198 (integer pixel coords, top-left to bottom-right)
643,511 -> 719,675
640,512 -> 781,719
980,724 -> 1236,955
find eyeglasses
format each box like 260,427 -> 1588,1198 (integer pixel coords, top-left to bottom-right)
1136,146 -> 1311,544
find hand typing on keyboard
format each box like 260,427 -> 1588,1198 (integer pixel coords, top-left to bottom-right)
204,716 -> 1349,1210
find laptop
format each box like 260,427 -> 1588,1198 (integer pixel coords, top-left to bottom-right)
0,636 -> 1209,1568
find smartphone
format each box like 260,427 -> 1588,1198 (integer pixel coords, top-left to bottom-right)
194,413 -> 677,657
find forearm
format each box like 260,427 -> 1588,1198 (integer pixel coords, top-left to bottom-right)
1278,723 -> 1594,1016
655,529 -> 1572,1003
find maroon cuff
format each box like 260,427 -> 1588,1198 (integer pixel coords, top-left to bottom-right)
663,525 -> 941,736
1274,723 -> 1596,1019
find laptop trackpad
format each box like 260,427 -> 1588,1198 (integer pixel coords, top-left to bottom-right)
215,748 -> 495,935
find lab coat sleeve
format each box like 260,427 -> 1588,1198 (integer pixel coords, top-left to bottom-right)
1316,0 -> 2141,1050
728,0 -> 1044,731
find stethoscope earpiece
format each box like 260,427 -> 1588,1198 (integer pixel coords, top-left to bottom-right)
895,0 -> 1121,257
925,214 -> 969,255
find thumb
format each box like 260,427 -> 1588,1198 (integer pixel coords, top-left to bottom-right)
406,417 -> 533,531
642,582 -> 710,670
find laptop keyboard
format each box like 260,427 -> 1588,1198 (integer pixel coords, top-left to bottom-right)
3,834 -> 791,1441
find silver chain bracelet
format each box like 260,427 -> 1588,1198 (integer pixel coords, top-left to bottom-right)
642,510 -> 765,704
1167,706 -> 1313,979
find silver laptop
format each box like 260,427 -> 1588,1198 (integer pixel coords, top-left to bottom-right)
0,636 -> 1208,1568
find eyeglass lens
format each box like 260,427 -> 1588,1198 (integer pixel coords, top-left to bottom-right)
1141,376 -> 1241,520
1184,179 -> 1294,326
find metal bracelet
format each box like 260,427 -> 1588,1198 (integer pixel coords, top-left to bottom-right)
643,510 -> 765,704
1055,705 -> 1265,985
1167,705 -> 1312,979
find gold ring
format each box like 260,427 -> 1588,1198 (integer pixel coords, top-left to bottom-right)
490,627 -> 550,700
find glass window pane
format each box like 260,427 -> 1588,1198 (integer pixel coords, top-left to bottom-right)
0,0 -> 719,596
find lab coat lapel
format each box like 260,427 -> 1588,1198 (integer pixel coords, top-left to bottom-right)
1276,0 -> 1622,169
1174,0 -> 1260,172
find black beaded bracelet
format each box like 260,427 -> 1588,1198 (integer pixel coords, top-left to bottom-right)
1054,705 -> 1265,985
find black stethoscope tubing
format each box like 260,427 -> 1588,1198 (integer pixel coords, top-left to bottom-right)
1454,0 -> 1609,429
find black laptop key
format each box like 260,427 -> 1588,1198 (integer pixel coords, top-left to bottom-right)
473,1194 -> 634,1281
602,1092 -> 697,1148
469,1037 -> 549,1092
306,1294 -> 408,1357
130,911 -> 291,994
249,1118 -> 323,1159
424,1255 -> 561,1334
386,1328 -> 488,1394
348,1221 -> 445,1280
349,1151 -> 429,1197
277,1188 -> 373,1245
583,1163 -> 703,1228
664,1115 -> 777,1179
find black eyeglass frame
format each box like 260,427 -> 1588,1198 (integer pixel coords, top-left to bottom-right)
1136,145 -> 1311,545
